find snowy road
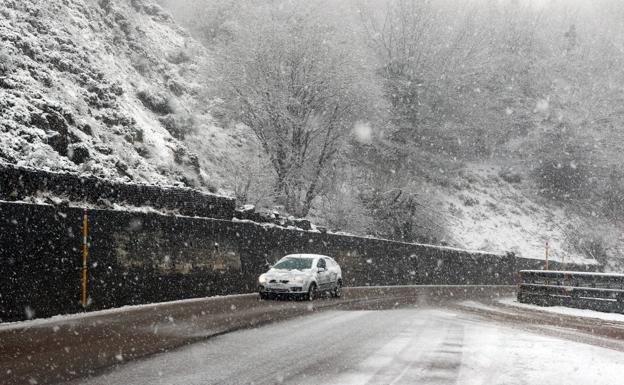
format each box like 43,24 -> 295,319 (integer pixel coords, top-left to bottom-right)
73,307 -> 624,385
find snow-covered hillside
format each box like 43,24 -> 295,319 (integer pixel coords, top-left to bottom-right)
423,163 -> 622,266
2,0 -> 621,269
0,0 -> 252,190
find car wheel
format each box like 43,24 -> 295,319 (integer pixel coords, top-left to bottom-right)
307,283 -> 317,301
333,280 -> 342,298
259,292 -> 268,300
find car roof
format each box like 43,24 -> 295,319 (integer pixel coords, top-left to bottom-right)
282,253 -> 331,260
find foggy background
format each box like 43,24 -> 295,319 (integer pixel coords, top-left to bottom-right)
156,0 -> 624,267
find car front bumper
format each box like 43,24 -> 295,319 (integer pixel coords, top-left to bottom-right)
259,283 -> 305,294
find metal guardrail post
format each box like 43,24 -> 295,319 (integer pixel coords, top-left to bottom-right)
82,209 -> 88,309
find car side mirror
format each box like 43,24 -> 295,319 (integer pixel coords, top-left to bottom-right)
318,267 -> 326,273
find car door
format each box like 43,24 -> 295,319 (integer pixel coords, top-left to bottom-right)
326,258 -> 338,285
316,258 -> 330,290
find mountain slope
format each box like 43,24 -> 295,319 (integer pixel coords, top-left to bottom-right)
433,163 -> 611,266
2,0 -> 620,269
0,0 -> 251,189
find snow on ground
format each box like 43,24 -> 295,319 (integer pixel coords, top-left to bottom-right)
456,312 -> 623,385
72,308 -> 624,385
498,297 -> 624,323
432,163 -> 600,265
0,293 -> 254,331
460,300 -> 519,316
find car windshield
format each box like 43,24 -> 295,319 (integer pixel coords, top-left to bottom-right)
273,258 -> 313,270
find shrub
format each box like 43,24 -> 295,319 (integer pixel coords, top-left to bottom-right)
460,194 -> 479,206
137,89 -> 174,115
167,78 -> 186,96
99,0 -> 112,13
68,143 -> 90,164
364,188 -> 450,244
158,113 -> 194,139
499,169 -> 522,184
0,49 -> 13,75
131,55 -> 151,76
166,49 -> 191,65
531,128 -> 591,200
601,170 -> 624,220
566,228 -> 609,265
533,155 -> 589,200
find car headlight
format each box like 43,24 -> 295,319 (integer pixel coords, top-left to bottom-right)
259,274 -> 267,284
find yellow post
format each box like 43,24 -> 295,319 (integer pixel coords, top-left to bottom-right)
82,209 -> 88,308
544,240 -> 549,270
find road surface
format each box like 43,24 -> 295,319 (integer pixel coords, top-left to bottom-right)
72,306 -> 624,385
1,286 -> 512,385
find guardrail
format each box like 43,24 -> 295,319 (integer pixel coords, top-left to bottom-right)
517,270 -> 624,313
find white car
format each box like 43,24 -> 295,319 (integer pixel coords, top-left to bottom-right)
258,254 -> 342,300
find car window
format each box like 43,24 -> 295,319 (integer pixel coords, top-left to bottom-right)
317,258 -> 326,269
273,258 -> 313,270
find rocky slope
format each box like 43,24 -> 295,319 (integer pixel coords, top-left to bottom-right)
0,0 -> 252,190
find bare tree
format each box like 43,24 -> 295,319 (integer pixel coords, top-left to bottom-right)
358,0 -> 504,156
219,2 -> 376,217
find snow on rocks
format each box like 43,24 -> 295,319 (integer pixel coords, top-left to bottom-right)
0,0 -> 235,191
